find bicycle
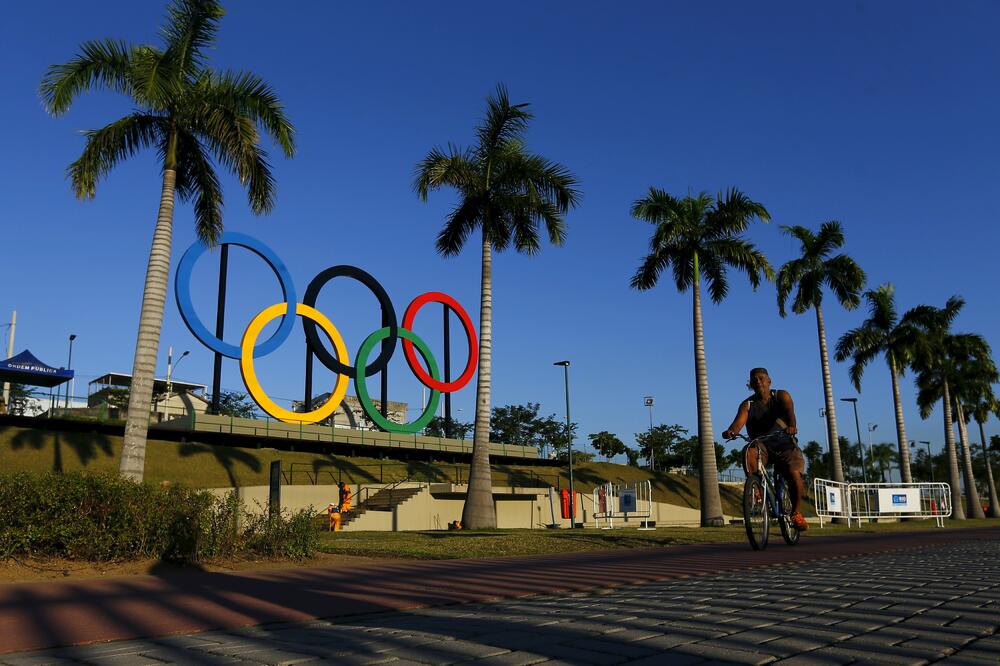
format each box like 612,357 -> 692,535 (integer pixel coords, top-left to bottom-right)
731,432 -> 801,551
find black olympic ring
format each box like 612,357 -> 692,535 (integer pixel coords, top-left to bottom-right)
301,265 -> 398,379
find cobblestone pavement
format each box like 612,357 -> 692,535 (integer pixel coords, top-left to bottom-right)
4,538 -> 999,665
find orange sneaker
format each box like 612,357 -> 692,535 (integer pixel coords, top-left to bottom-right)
790,512 -> 809,531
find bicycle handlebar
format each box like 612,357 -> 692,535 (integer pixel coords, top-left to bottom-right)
726,431 -> 786,445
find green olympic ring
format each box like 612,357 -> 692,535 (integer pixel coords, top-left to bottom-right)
354,326 -> 441,434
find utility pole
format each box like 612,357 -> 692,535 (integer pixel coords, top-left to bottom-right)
2,310 -> 15,409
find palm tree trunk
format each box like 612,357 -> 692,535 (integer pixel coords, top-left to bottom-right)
976,418 -> 1000,518
941,380 -> 965,519
461,235 -> 495,529
815,305 -> 845,483
119,167 -> 176,482
889,357 -> 913,484
954,402 -> 984,518
692,253 -> 724,527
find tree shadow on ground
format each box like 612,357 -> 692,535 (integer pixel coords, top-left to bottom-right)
178,442 -> 262,488
6,427 -> 113,473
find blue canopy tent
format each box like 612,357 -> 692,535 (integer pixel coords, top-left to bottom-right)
0,350 -> 73,389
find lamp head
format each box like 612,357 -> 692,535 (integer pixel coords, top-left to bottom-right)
181,350 -> 190,358
69,334 -> 76,341
839,397 -> 857,403
553,360 -> 570,367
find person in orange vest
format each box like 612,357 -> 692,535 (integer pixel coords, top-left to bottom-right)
339,482 -> 353,513
327,503 -> 342,531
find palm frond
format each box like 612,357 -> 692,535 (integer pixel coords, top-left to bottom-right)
775,258 -> 806,317
699,252 -> 729,303
630,248 -> 671,291
475,83 -> 531,156
414,146 -> 476,200
707,187 -> 770,236
204,70 -> 295,157
68,114 -> 165,198
173,130 -> 223,244
196,102 -> 276,215
814,220 -> 846,255
128,45 -> 178,111
436,195 -> 484,256
780,225 -> 815,252
824,254 -> 866,310
631,188 -> 684,225
40,39 -> 135,115
791,271 -> 822,314
708,238 -> 773,290
835,326 -> 883,391
161,0 -> 224,77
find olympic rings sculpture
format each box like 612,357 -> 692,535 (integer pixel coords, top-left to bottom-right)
175,232 -> 477,433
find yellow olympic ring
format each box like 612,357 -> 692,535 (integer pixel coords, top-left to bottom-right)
240,303 -> 349,424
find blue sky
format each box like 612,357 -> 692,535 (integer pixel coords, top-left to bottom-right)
2,1 -> 998,470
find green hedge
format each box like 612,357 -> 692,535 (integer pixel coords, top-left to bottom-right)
0,472 -> 317,562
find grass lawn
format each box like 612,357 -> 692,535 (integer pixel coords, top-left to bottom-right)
317,518 -> 1000,560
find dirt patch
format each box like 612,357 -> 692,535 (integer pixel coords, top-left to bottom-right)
0,551 -> 380,584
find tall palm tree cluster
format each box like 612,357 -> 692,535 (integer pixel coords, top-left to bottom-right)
632,201 -> 998,526
44,1 -> 996,530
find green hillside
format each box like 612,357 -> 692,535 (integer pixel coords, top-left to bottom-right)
0,424 -> 747,514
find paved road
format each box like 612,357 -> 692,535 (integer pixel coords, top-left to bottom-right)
1,529 -> 999,664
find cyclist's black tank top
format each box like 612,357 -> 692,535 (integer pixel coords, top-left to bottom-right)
746,390 -> 793,449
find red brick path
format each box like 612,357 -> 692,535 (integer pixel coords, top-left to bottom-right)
0,527 -> 995,653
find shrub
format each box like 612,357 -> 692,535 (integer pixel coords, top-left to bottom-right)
0,472 -> 317,563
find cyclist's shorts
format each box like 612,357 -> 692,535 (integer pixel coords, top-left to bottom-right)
758,445 -> 805,477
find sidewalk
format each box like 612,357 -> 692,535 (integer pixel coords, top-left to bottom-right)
0,527 -> 997,654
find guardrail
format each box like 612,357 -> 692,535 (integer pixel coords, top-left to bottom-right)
813,478 -> 951,527
286,461 -> 562,488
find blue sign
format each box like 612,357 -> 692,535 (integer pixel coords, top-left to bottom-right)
892,494 -> 907,505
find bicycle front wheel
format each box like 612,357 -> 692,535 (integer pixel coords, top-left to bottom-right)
743,476 -> 769,551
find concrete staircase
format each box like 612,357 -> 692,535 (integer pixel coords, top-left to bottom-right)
341,485 -> 424,528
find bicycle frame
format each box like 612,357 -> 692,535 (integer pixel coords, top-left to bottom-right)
756,459 -> 789,519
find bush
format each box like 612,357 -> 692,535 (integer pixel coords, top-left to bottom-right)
0,472 -> 318,563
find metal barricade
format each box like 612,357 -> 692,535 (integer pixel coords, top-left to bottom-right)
845,482 -> 951,528
592,481 -> 653,530
813,478 -> 849,527
814,478 -> 951,528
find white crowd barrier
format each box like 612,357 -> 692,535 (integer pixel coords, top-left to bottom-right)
813,478 -> 951,528
592,480 -> 654,529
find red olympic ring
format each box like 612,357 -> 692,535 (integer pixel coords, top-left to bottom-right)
402,291 -> 477,393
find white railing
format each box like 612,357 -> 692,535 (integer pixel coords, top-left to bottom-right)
592,480 -> 653,530
813,478 -> 951,528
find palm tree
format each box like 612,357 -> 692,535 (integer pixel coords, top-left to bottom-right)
631,188 -> 772,527
869,442 -> 896,482
776,222 -> 866,484
41,0 -> 294,483
835,284 -> 920,483
947,345 -> 997,520
970,393 -> 1000,518
414,84 -> 580,529
908,297 -> 987,519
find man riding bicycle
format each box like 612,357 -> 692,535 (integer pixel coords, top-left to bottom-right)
722,367 -> 809,532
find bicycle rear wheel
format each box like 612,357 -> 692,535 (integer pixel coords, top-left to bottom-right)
778,483 -> 801,546
743,476 -> 769,550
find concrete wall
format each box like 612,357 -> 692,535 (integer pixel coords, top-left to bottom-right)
209,483 -> 733,530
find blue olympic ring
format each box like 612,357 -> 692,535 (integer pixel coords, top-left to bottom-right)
175,232 -> 297,359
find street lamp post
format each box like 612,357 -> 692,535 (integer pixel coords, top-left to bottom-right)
840,397 -> 868,483
554,361 -> 576,527
64,334 -> 76,410
914,440 -> 934,482
166,347 -> 190,407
